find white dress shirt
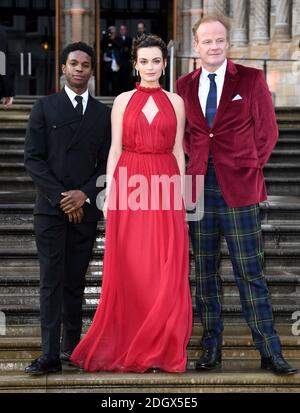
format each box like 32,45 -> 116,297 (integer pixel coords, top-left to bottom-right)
198,59 -> 227,116
64,85 -> 90,203
64,85 -> 89,115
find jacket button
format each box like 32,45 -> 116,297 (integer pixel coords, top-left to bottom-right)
209,133 -> 214,138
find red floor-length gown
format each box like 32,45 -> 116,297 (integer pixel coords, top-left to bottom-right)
71,83 -> 192,373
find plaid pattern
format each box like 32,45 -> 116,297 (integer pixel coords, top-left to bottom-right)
205,74 -> 217,128
189,159 -> 281,357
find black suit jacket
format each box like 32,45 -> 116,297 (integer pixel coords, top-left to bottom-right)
0,25 -> 15,98
24,88 -> 111,222
115,35 -> 132,66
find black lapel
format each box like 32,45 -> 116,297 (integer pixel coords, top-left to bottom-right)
53,88 -> 82,132
66,95 -> 101,150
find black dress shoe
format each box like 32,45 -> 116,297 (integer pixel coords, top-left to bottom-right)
195,347 -> 222,370
25,355 -> 62,375
60,350 -> 72,362
146,367 -> 160,373
60,350 -> 76,366
261,353 -> 297,375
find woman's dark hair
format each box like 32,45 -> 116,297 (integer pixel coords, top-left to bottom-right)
132,34 -> 168,64
61,42 -> 96,69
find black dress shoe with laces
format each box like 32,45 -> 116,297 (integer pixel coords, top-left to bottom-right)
261,353 -> 297,375
25,355 -> 62,375
195,347 -> 222,370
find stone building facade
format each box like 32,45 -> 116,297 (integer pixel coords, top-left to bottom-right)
1,0 -> 299,104
175,0 -> 300,106
59,0 -> 300,105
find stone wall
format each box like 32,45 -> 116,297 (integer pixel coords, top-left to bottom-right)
176,0 -> 300,106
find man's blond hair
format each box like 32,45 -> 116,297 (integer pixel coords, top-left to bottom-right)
192,13 -> 231,42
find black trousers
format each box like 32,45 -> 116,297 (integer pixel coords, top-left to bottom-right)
34,214 -> 98,356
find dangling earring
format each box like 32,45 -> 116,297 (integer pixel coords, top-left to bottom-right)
136,69 -> 139,77
162,68 -> 166,76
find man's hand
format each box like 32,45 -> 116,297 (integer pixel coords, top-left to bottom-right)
67,207 -> 84,224
2,97 -> 13,108
60,190 -> 87,214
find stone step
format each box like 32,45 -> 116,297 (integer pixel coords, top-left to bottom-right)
0,287 -> 298,309
266,178 -> 300,196
268,149 -> 300,163
0,138 -> 25,149
0,195 -> 299,221
278,128 -> 300,139
0,129 -> 26,139
275,139 -> 300,150
260,196 -> 300,221
1,162 -> 299,178
0,176 -> 298,195
0,328 -> 299,373
263,164 -> 300,178
0,263 -> 298,283
1,352 -> 300,375
1,296 -> 298,327
0,147 -> 299,164
0,172 -> 299,195
0,368 -> 299,393
0,136 -> 298,152
1,226 -> 300,255
1,216 -> 300,234
0,149 -> 25,162
1,322 -> 295,338
0,247 -> 298,268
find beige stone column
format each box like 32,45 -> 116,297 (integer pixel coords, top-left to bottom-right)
63,0 -> 72,46
252,0 -> 269,44
292,0 -> 300,38
274,0 -> 291,41
63,0 -> 93,45
230,0 -> 248,46
178,0 -> 203,74
205,0 -> 227,14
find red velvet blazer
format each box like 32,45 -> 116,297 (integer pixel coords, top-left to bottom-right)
176,59 -> 278,208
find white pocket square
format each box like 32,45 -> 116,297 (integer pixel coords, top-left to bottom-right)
232,94 -> 243,101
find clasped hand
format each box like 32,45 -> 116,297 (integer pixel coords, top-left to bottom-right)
60,190 -> 87,224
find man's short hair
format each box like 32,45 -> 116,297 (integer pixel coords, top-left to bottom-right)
61,42 -> 96,69
192,13 -> 231,42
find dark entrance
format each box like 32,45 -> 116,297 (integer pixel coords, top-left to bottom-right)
97,0 -> 174,95
99,0 -> 173,41
0,0 -> 56,96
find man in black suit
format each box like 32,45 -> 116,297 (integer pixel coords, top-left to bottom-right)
0,24 -> 14,107
24,42 -> 111,375
115,25 -> 133,93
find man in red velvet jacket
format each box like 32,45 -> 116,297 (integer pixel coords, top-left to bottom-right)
176,13 -> 296,375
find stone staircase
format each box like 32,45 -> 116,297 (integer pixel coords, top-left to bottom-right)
0,99 -> 299,392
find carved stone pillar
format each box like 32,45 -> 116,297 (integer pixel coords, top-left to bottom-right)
230,0 -> 248,46
63,0 -> 93,45
205,0 -> 227,14
179,1 -> 203,74
274,0 -> 291,41
292,0 -> 300,38
252,0 -> 269,44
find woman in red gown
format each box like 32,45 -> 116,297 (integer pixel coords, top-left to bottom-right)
71,35 -> 192,373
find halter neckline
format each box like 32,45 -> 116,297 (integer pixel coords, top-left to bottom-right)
135,82 -> 162,93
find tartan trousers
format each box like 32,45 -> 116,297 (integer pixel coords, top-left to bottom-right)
189,159 -> 282,357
